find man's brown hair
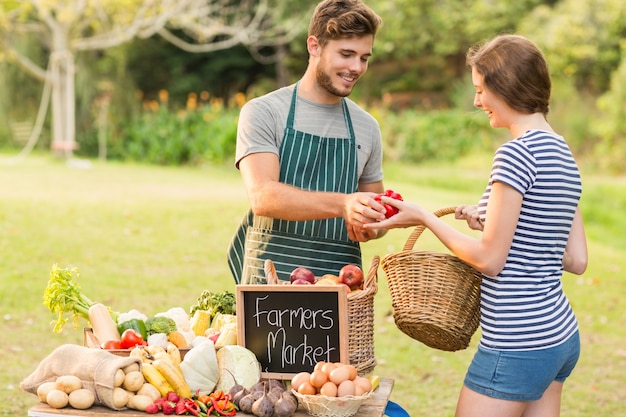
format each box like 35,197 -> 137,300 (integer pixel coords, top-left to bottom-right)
308,0 -> 382,46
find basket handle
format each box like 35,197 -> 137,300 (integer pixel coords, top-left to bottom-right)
403,206 -> 457,251
363,255 -> 379,289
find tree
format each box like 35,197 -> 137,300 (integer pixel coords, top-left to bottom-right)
0,0 -> 308,158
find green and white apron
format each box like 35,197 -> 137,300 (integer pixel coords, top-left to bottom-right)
227,84 -> 362,284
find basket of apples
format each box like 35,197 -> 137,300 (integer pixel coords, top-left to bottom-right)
264,257 -> 379,377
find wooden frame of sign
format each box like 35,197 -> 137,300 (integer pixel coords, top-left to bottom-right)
236,284 -> 349,380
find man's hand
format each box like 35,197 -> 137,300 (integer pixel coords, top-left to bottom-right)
343,192 -> 386,242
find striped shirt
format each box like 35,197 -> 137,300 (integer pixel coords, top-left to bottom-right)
477,130 -> 581,350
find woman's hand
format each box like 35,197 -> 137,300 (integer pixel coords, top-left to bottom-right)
455,205 -> 484,231
361,196 -> 427,231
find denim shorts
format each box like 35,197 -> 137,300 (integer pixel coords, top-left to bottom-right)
464,331 -> 580,402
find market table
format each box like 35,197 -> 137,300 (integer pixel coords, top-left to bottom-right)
28,378 -> 394,417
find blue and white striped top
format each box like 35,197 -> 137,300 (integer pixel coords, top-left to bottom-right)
477,130 -> 581,350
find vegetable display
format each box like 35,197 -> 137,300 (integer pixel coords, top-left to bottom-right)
37,264 -> 334,417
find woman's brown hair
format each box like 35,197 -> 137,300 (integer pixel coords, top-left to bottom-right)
467,34 -> 551,115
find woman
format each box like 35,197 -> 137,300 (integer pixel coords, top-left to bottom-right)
365,34 -> 588,417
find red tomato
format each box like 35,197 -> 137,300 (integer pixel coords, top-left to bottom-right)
101,339 -> 122,350
120,329 -> 145,349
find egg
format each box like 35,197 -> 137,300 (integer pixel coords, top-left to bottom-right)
310,370 -> 328,389
314,361 -> 327,372
319,381 -> 338,397
336,379 -> 356,397
321,362 -> 337,376
291,372 -> 310,391
343,364 -> 358,380
353,376 -> 372,393
329,365 -> 351,385
354,384 -> 367,396
297,381 -> 317,395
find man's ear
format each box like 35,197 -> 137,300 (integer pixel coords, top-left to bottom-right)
307,35 -> 321,57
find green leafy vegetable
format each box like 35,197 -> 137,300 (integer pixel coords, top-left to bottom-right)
189,290 -> 236,319
43,264 -> 116,333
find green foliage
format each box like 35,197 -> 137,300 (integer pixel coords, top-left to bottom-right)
590,40 -> 626,173
519,0 -> 626,94
90,97 -> 239,166
373,106 -> 499,163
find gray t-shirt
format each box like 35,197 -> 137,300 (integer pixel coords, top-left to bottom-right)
235,84 -> 384,184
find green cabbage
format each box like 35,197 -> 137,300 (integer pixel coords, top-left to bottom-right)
180,341 -> 219,396
215,345 -> 261,393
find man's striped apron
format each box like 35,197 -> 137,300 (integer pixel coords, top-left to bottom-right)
227,85 -> 362,284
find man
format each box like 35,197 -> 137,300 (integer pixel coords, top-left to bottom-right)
228,0 -> 387,284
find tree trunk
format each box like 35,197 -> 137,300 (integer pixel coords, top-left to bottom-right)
49,50 -> 76,158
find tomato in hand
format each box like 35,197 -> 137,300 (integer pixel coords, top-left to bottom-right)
120,328 -> 145,349
101,339 -> 122,350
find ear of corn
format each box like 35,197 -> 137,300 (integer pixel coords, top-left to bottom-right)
152,358 -> 191,399
190,310 -> 211,336
141,363 -> 174,397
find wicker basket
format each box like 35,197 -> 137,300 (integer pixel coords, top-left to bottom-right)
292,390 -> 372,417
381,207 -> 482,351
265,257 -> 378,376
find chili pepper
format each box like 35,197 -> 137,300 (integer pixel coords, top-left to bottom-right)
210,390 -> 224,400
184,398 -> 200,416
196,395 -> 211,406
210,397 -> 237,416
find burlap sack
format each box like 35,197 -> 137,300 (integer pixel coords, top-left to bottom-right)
20,344 -> 141,410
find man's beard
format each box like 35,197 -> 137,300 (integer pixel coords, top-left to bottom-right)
315,67 -> 355,98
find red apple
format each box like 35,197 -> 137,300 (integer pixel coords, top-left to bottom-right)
339,264 -> 364,290
291,278 -> 313,285
290,267 -> 316,284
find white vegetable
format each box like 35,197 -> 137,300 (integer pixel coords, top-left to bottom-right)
214,345 -> 261,393
190,335 -> 211,348
180,341 -> 219,396
147,333 -> 169,349
117,309 -> 148,325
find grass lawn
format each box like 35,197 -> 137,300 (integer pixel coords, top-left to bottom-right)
1,152 -> 624,417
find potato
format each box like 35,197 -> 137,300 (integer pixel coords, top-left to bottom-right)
112,387 -> 130,409
37,381 -> 58,403
122,362 -> 140,374
68,389 -> 95,409
55,375 -> 82,393
46,389 -> 69,409
127,394 -> 154,412
136,383 -> 161,402
114,368 -> 126,387
122,370 -> 145,392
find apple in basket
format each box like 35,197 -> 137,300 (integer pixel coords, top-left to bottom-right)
290,267 -> 316,285
339,264 -> 364,290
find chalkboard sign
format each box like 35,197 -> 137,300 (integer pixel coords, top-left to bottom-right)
236,284 -> 349,380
